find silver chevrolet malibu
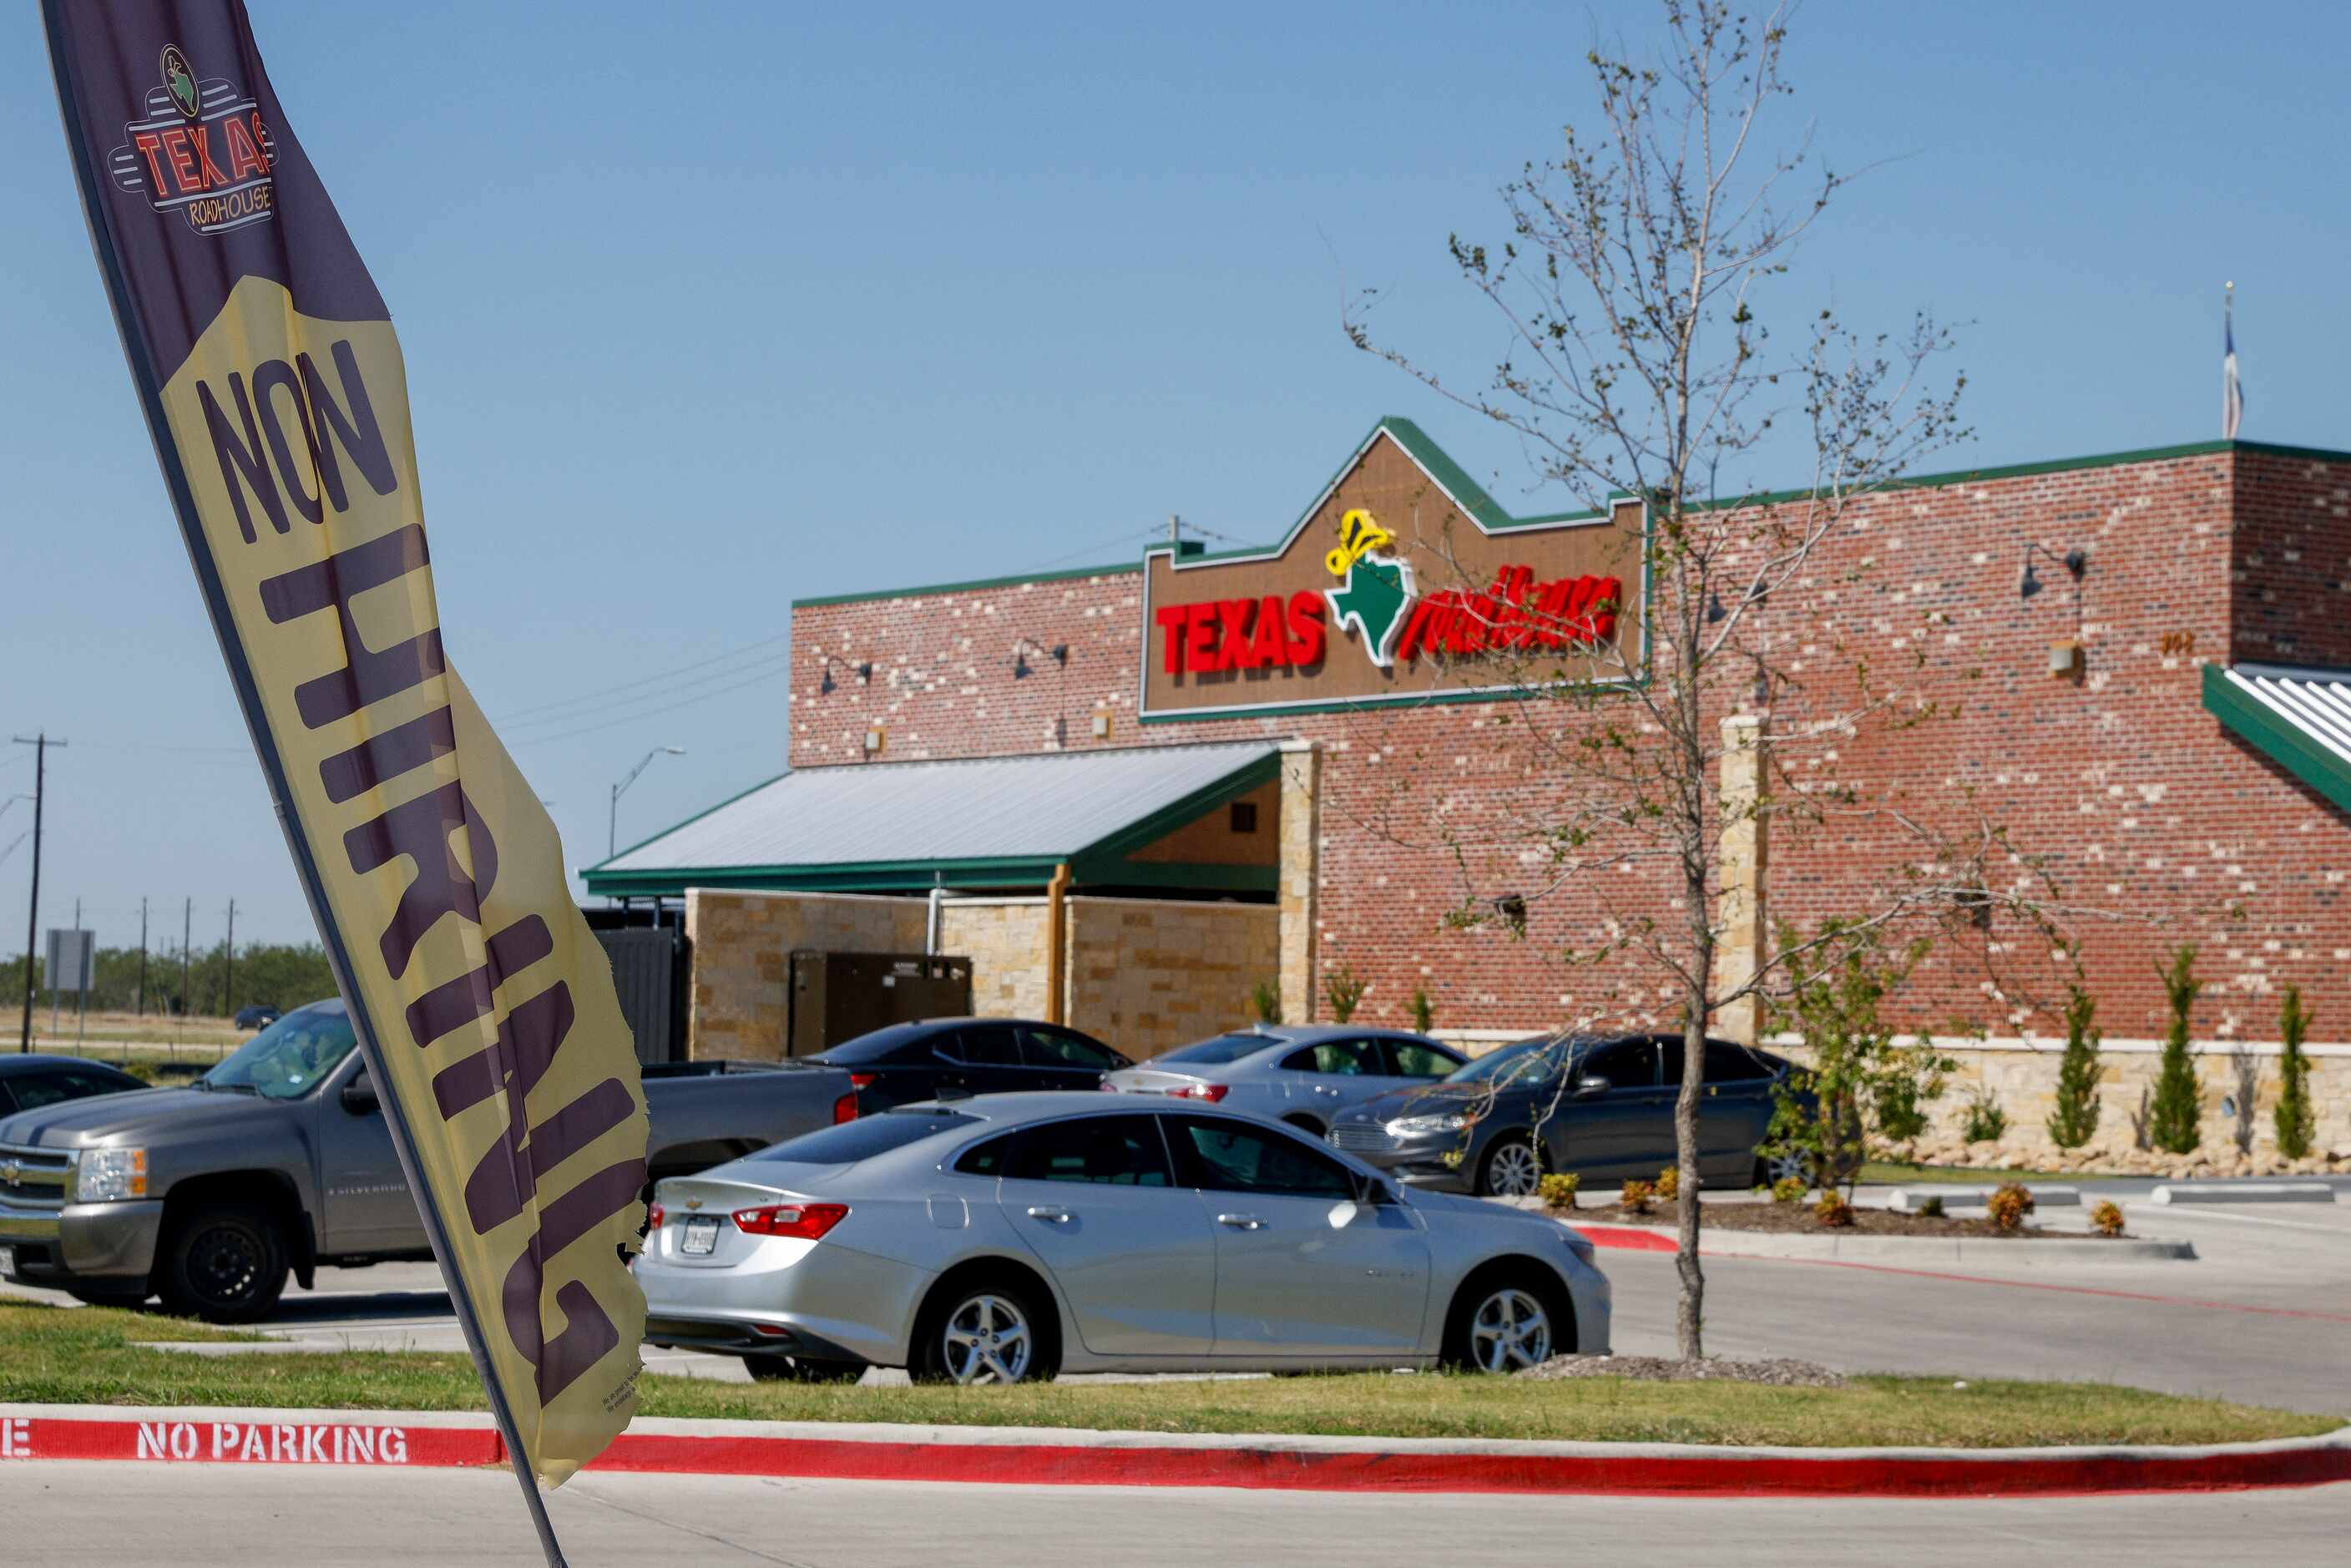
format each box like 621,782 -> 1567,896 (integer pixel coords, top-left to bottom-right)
636,1093 -> 1610,1384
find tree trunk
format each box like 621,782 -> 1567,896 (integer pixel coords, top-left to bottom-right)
1674,972 -> 1709,1360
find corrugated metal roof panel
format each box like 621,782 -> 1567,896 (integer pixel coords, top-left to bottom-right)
2229,665 -> 2351,767
595,742 -> 1280,876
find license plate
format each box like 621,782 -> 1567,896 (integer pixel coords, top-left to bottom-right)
680,1216 -> 720,1256
0,1247 -> 13,1277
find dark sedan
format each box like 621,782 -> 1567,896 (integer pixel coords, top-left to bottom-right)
810,1018 -> 1132,1115
232,1004 -> 281,1031
1327,1033 -> 1805,1197
0,1055 -> 144,1117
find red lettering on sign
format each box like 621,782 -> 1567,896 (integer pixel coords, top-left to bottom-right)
1183,603 -> 1219,672
1284,592 -> 1326,665
1154,605 -> 1189,674
223,116 -> 265,180
1217,599 -> 1256,670
189,124 -> 231,189
132,131 -> 169,192
1249,594 -> 1290,667
159,127 -> 200,191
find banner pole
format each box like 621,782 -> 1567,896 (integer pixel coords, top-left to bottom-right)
36,6 -> 567,1560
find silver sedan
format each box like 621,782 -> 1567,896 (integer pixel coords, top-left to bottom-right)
1099,1024 -> 1466,1136
636,1093 -> 1610,1384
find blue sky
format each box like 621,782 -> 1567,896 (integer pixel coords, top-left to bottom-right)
3,1 -> 2344,953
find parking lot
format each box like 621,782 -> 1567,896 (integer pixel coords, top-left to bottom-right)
10,1180 -> 2346,1415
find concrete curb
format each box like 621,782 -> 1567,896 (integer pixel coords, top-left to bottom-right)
2,1403 -> 2343,1497
2151,1182 -> 2337,1206
1570,1222 -> 2197,1263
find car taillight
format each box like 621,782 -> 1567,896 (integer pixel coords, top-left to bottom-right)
1170,1083 -> 1229,1102
849,1072 -> 877,1089
731,1202 -> 849,1240
832,1091 -> 860,1124
1098,1079 -> 1120,1092
646,1201 -> 665,1232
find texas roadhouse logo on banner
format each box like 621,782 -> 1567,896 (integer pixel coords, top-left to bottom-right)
106,44 -> 277,235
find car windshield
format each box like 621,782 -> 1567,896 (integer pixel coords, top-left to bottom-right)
200,1000 -> 356,1100
1151,1035 -> 1267,1067
749,1109 -> 981,1166
1445,1038 -> 1571,1085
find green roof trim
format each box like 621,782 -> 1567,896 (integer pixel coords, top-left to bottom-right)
580,769 -> 787,878
2202,664 -> 2351,817
789,429 -> 2349,615
1069,750 -> 1283,876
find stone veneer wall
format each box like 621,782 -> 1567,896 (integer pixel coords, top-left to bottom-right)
1066,897 -> 1281,1058
685,888 -> 1279,1065
683,889 -> 927,1061
937,899 -> 1052,1019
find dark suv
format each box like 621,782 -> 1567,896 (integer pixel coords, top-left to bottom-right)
809,1018 -> 1132,1115
1328,1033 -> 1804,1197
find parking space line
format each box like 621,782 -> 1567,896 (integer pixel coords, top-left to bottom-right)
1703,1254 -> 2351,1323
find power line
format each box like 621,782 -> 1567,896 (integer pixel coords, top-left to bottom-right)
489,630 -> 795,726
507,658 -> 799,748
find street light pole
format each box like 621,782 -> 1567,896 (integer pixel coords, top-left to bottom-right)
609,745 -> 686,858
13,733 -> 65,1053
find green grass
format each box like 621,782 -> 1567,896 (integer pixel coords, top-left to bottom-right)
2,1304 -> 2333,1449
1858,1161 -> 2066,1186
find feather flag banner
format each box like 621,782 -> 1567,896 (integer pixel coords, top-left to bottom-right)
42,3 -> 650,1557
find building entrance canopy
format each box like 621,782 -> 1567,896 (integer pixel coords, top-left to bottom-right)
582,741 -> 1283,899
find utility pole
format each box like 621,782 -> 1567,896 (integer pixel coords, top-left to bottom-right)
179,897 -> 191,1061
13,732 -> 64,1053
224,898 -> 236,1019
72,896 -> 84,1047
138,897 -> 149,1017
1169,513 -> 1183,544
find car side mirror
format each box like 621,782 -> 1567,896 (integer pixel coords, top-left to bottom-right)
341,1076 -> 379,1115
1573,1074 -> 1611,1099
1354,1173 -> 1399,1206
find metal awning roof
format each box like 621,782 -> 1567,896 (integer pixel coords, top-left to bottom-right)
2203,663 -> 2351,815
582,741 -> 1283,898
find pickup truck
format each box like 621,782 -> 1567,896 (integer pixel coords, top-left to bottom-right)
0,996 -> 853,1323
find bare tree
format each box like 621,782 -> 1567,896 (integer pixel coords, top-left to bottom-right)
1341,3 -> 2053,1359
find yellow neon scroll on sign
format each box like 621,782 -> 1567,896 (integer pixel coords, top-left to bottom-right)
1325,508 -> 1394,577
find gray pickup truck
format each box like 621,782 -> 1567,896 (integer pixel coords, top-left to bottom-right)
0,996 -> 852,1323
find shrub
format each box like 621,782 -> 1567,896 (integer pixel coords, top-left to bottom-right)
1813,1191 -> 1855,1228
1763,923 -> 1948,1197
1654,1165 -> 1681,1202
1537,1172 -> 1580,1211
2090,1199 -> 2126,1237
2047,985 -> 2103,1150
1248,979 -> 1282,1025
1770,1176 -> 1807,1205
1409,987 -> 1437,1035
1915,1195 -> 1945,1219
2276,984 -> 2316,1161
1620,1179 -> 1656,1215
2149,947 -> 2203,1155
1322,965 -> 1368,1024
1961,1088 -> 2008,1144
1985,1182 -> 2035,1232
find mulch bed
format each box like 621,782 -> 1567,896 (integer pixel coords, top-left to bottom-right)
1519,1354 -> 1849,1388
1558,1198 -> 2123,1239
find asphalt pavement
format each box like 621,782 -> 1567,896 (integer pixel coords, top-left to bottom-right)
4,1462 -> 2345,1566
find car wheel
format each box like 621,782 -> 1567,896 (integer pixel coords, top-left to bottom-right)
1478,1136 -> 1543,1198
913,1277 -> 1055,1386
1752,1147 -> 1814,1188
156,1201 -> 289,1323
741,1355 -> 867,1383
1443,1273 -> 1562,1373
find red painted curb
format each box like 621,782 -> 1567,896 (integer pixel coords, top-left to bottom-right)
5,1410 -> 2347,1497
1575,1224 -> 1680,1252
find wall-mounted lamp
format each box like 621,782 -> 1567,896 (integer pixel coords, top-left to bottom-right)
2018,543 -> 2087,601
1491,893 -> 1528,935
817,655 -> 872,695
1012,639 -> 1068,680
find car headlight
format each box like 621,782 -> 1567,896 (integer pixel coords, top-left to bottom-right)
76,1147 -> 148,1203
1385,1113 -> 1469,1136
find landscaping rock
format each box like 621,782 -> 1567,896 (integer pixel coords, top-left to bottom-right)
1519,1355 -> 1848,1388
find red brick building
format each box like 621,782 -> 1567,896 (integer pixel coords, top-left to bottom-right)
591,420 -> 2351,1157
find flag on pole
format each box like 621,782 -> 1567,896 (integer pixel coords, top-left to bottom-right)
2223,282 -> 2245,440
40,0 -> 650,1520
